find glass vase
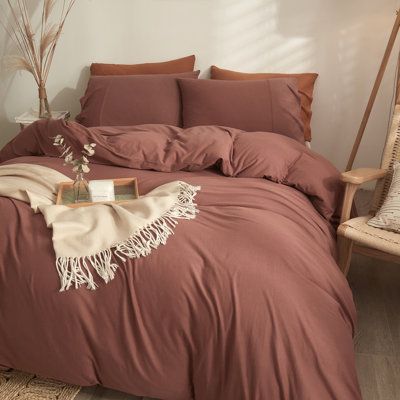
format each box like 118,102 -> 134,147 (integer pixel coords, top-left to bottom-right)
38,84 -> 52,119
73,173 -> 89,203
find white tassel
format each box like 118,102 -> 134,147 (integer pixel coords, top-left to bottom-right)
56,182 -> 200,291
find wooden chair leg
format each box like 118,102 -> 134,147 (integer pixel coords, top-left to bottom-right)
337,236 -> 354,276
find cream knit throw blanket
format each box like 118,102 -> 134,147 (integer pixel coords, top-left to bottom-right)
0,164 -> 200,291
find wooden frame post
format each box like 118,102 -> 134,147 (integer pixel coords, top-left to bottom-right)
346,10 -> 400,171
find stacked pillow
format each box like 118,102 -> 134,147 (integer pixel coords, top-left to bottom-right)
76,71 -> 200,127
77,55 -> 199,127
90,55 -> 196,76
177,77 -> 304,143
77,57 -> 318,143
210,66 -> 318,142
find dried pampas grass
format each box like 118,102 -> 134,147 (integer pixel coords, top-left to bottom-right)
0,0 -> 76,118
4,55 -> 35,74
44,0 -> 57,21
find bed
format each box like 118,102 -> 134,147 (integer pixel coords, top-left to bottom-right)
0,61 -> 361,398
0,117 -> 361,399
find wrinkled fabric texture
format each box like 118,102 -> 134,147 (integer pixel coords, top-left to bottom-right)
0,121 -> 360,399
0,120 -> 342,224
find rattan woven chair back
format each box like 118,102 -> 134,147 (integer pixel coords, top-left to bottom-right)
371,104 -> 400,214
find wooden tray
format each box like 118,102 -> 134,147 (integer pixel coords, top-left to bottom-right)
56,178 -> 139,208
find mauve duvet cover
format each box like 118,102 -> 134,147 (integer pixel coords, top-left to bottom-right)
0,121 -> 361,399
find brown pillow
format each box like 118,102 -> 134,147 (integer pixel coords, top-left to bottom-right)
210,66 -> 317,142
76,71 -> 200,128
90,55 -> 196,76
178,78 -> 304,143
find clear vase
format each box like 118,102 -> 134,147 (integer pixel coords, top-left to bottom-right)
38,84 -> 52,119
73,173 -> 89,203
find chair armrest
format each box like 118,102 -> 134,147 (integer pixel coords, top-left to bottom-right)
341,168 -> 387,185
339,168 -> 387,224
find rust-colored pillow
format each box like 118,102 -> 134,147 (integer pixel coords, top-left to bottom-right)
76,71 -> 200,128
178,78 -> 304,143
91,55 -> 196,76
210,66 -> 318,142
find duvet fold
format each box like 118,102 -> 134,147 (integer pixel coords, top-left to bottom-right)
0,119 -> 342,223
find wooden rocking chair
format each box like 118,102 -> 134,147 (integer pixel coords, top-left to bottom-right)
337,9 -> 400,275
337,101 -> 400,275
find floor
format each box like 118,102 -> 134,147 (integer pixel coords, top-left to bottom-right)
76,191 -> 400,400
351,253 -> 400,400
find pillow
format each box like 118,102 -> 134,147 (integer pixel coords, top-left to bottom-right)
178,78 -> 304,143
368,163 -> 400,232
90,55 -> 196,76
76,71 -> 200,128
210,66 -> 318,142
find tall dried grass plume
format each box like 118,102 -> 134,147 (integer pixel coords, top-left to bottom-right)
0,0 -> 76,118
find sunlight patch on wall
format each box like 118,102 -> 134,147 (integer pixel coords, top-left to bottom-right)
212,0 -> 315,73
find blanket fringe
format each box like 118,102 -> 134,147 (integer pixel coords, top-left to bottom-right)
56,182 -> 200,291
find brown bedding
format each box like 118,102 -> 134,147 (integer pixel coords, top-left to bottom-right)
0,121 -> 361,399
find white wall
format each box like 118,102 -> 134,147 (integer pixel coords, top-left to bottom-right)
0,0 -> 399,170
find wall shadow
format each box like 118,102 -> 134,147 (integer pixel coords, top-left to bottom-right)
50,67 -> 90,119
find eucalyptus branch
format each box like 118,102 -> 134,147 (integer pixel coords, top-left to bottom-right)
52,135 -> 96,175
